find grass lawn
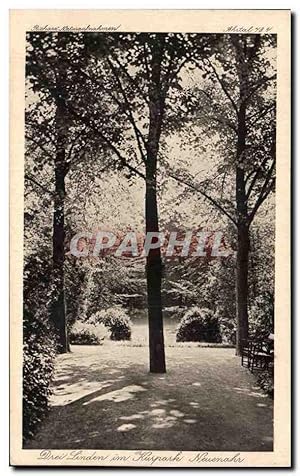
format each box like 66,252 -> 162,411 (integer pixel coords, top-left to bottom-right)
26,344 -> 273,451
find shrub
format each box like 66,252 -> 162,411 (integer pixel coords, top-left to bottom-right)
249,293 -> 274,339
256,369 -> 274,398
176,307 -> 222,343
23,309 -> 56,443
89,307 -> 132,341
219,319 -> 236,345
69,322 -> 108,345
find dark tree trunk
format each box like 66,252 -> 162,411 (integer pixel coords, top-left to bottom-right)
52,162 -> 68,353
145,180 -> 166,373
51,33 -> 69,353
236,222 -> 250,355
235,100 -> 250,356
145,35 -> 166,373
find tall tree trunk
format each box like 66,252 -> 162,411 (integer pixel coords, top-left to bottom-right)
235,100 -> 249,356
145,35 -> 166,373
145,172 -> 166,373
236,222 -> 250,355
51,33 -> 69,353
52,174 -> 68,353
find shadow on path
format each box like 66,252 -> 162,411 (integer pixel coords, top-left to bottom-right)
25,346 -> 273,451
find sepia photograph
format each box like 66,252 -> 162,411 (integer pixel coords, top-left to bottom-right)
9,9 -> 291,467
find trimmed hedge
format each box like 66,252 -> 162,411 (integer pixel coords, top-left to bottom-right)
23,309 -> 56,443
176,307 -> 222,343
69,322 -> 107,345
89,307 -> 132,341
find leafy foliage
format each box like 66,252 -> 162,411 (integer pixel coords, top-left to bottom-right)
24,249 -> 54,318
89,307 -> 132,341
248,205 -> 275,337
69,322 -> 108,345
176,307 -> 222,343
256,369 -> 274,398
23,309 -> 56,443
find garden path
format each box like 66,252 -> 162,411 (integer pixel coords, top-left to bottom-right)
26,345 -> 273,452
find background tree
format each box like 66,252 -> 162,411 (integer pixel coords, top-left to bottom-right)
166,33 -> 276,354
26,32 -> 110,352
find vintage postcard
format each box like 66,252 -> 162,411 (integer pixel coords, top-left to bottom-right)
10,9 -> 291,467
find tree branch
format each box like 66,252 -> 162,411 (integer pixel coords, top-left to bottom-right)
26,120 -> 57,147
110,55 -> 149,105
243,74 -> 276,104
66,127 -> 87,165
106,57 -> 147,161
203,59 -> 239,115
246,154 -> 271,199
202,114 -> 238,134
168,171 -> 237,226
163,57 -> 188,95
194,89 -> 237,133
64,98 -> 146,180
248,103 -> 275,126
248,160 -> 275,223
75,64 -> 147,162
25,173 -> 54,197
25,135 -> 54,160
35,71 -> 146,182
